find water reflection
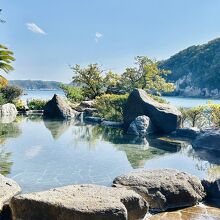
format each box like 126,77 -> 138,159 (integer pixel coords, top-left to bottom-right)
0,118 -> 22,175
0,116 -> 219,192
44,119 -> 74,139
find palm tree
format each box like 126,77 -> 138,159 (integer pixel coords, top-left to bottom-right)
0,44 -> 15,87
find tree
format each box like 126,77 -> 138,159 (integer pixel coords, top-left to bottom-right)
0,44 -> 15,87
121,56 -> 175,95
104,71 -> 122,94
71,64 -> 104,99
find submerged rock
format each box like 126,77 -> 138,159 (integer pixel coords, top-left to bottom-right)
0,174 -> 21,211
113,169 -> 205,212
10,184 -> 148,220
127,115 -> 154,136
84,116 -> 102,124
193,129 -> 220,151
123,89 -> 182,134
101,120 -> 124,128
44,94 -> 79,119
148,204 -> 220,220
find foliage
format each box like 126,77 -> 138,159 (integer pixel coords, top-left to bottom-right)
179,106 -> 206,127
160,38 -> 220,90
0,44 -> 15,87
60,84 -> 84,102
27,99 -> 47,110
71,64 -> 104,99
94,94 -> 128,121
0,85 -> 23,103
70,57 -> 174,99
120,56 -> 175,94
208,103 -> 220,127
14,99 -> 25,111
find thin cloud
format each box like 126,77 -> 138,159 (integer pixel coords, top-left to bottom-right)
95,32 -> 103,43
26,23 -> 46,35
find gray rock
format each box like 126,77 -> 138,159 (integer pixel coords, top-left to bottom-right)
75,100 -> 95,112
44,94 -> 79,119
174,127 -> 200,139
127,115 -> 154,136
84,116 -> 102,124
0,103 -> 17,123
10,184 -> 148,220
202,179 -> 220,203
101,120 -> 124,128
193,129 -> 220,151
123,89 -> 182,134
113,169 -> 205,212
0,174 -> 21,211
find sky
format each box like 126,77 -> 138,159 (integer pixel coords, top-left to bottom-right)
1,0 -> 220,83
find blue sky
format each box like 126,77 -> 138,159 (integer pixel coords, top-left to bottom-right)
1,0 -> 220,82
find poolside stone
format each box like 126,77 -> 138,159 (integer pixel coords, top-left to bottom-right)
10,184 -> 148,220
44,94 -> 79,119
113,169 -> 205,212
74,100 -> 95,112
193,129 -> 220,151
202,179 -> 220,203
101,120 -> 124,128
123,89 -> 182,134
174,127 -> 200,139
0,174 -> 21,211
0,103 -> 17,123
127,115 -> 154,136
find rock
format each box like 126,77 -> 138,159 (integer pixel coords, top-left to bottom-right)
44,94 -> 79,119
193,129 -> 220,151
101,120 -> 124,128
113,169 -> 205,212
123,89 -> 182,134
83,108 -> 98,117
127,115 -> 154,136
0,174 -> 21,211
84,116 -> 102,124
202,179 -> 220,203
0,103 -> 17,123
75,100 -> 95,112
174,127 -> 200,139
10,184 -> 149,220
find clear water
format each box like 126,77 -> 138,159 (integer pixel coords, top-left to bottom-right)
1,116 -> 220,193
21,90 -> 220,108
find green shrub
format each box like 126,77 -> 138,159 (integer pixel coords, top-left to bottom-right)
95,94 -> 128,121
60,84 -> 84,103
179,106 -> 207,127
0,85 -> 23,103
27,99 -> 47,110
14,99 -> 26,111
208,103 -> 220,127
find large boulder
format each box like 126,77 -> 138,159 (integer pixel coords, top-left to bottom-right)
173,127 -> 200,139
0,103 -> 17,123
127,115 -> 154,136
113,169 -> 205,212
44,94 -> 79,119
10,184 -> 148,220
123,89 -> 182,134
0,174 -> 21,211
202,179 -> 220,203
193,129 -> 220,151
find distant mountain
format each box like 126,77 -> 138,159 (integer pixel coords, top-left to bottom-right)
9,80 -> 62,90
160,38 -> 220,98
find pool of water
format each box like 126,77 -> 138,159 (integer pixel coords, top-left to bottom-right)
1,116 -> 220,193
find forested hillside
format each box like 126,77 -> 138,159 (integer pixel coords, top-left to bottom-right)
160,38 -> 220,97
9,80 -> 62,90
